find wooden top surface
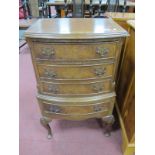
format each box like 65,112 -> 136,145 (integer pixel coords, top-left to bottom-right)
104,12 -> 135,21
25,18 -> 128,39
127,20 -> 135,29
46,0 -> 135,6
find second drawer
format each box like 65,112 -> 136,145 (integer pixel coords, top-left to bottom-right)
37,62 -> 115,81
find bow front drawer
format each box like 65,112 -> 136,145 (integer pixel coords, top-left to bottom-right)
37,63 -> 115,81
38,79 -> 114,96
32,42 -> 118,62
38,96 -> 115,120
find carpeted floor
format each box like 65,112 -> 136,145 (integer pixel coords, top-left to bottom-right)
19,44 -> 123,155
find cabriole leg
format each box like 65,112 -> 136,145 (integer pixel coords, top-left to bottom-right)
40,117 -> 52,139
101,115 -> 115,137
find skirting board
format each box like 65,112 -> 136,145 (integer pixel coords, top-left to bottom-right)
115,102 -> 135,155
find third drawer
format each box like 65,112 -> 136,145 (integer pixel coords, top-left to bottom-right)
38,79 -> 114,96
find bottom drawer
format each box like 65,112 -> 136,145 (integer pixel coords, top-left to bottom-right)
37,95 -> 115,120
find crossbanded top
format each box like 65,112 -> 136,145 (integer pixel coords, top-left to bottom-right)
25,18 -> 128,39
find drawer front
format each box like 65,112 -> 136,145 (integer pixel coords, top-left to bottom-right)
39,80 -> 113,96
33,42 -> 117,62
37,63 -> 114,81
38,97 -> 115,117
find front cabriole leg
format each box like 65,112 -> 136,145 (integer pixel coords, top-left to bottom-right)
101,115 -> 115,137
40,117 -> 52,139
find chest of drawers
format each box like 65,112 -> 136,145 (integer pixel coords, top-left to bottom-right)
25,18 -> 128,139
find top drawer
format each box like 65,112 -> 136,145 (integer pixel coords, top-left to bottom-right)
32,42 -> 118,62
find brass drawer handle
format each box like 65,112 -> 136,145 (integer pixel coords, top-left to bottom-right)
48,85 -> 59,94
96,47 -> 109,57
94,68 -> 106,76
49,105 -> 61,113
41,48 -> 55,58
92,83 -> 103,92
93,105 -> 102,112
44,69 -> 57,78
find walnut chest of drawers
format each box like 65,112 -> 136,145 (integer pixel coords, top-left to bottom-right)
25,18 -> 128,139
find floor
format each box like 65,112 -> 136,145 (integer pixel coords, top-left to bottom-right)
19,44 -> 123,155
